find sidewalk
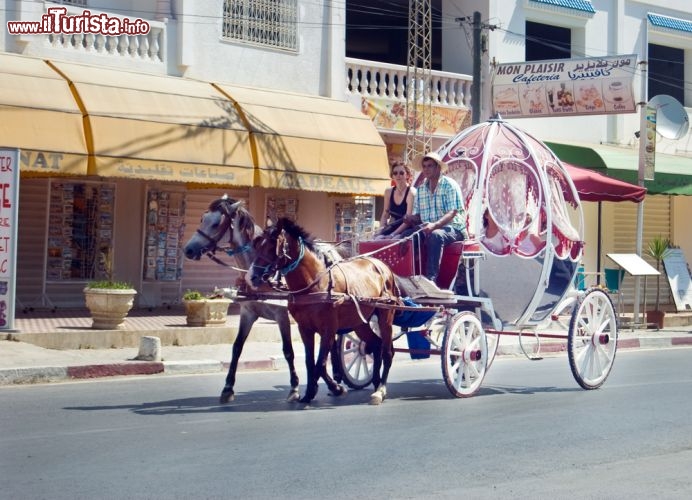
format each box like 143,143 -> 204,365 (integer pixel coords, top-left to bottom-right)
1,307 -> 691,386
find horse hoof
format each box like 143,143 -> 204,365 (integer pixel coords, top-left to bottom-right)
287,390 -> 300,403
369,386 -> 387,405
219,390 -> 235,404
329,385 -> 347,397
369,393 -> 383,405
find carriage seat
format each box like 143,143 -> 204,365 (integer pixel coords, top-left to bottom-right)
436,240 -> 483,290
358,239 -> 483,291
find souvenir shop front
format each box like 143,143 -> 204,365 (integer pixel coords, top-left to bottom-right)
3,53 -> 390,309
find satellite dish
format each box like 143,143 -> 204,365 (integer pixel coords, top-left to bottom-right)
648,94 -> 689,140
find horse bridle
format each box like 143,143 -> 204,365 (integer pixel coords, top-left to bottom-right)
196,199 -> 251,266
252,230 -> 307,279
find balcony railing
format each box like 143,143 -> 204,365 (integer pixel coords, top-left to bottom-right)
346,57 -> 472,108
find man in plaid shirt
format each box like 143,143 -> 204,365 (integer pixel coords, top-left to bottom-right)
401,152 -> 466,283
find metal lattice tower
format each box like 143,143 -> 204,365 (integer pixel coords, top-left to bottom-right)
405,0 -> 433,164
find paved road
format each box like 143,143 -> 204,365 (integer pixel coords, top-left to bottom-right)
1,347 -> 691,499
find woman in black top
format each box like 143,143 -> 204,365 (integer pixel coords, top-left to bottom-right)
375,160 -> 416,239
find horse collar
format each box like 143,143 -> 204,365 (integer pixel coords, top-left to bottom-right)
279,236 -> 305,275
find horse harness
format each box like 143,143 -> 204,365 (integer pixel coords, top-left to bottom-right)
258,231 -> 399,324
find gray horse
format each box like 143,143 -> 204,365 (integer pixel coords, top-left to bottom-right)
183,196 -> 347,403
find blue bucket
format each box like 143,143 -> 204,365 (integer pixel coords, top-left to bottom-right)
394,297 -> 437,328
405,331 -> 431,359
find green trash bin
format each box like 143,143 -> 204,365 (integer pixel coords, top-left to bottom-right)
604,268 -> 625,291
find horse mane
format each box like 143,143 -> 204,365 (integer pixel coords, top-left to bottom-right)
209,197 -> 262,242
208,197 -> 236,212
275,217 -> 318,254
273,217 -> 351,265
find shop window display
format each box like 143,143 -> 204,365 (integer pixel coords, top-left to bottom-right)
143,189 -> 186,281
46,181 -> 115,281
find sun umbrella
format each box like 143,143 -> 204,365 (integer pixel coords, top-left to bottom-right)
563,163 -> 646,203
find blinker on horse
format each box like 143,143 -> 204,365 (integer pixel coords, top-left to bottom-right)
247,218 -> 401,405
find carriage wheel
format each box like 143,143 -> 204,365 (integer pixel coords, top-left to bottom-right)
441,311 -> 488,398
567,288 -> 618,390
336,332 -> 374,390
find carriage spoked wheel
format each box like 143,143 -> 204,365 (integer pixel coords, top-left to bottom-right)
567,288 -> 618,390
441,311 -> 488,398
336,332 -> 374,390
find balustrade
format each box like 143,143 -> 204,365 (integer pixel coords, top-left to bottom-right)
346,57 -> 472,109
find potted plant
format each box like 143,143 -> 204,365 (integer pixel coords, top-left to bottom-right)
83,247 -> 137,330
182,288 -> 232,327
645,235 -> 672,329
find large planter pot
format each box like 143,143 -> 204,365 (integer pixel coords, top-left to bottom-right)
646,310 -> 666,329
84,288 -> 137,330
184,299 -> 231,327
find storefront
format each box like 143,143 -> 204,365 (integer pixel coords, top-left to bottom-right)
2,53 -> 390,309
546,141 -> 692,306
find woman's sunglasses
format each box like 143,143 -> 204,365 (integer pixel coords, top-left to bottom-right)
392,171 -> 406,176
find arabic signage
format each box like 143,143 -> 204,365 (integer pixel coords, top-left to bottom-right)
97,159 -> 255,187
492,55 -> 637,118
0,148 -> 19,330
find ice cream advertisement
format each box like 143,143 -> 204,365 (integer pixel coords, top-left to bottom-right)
492,55 -> 637,118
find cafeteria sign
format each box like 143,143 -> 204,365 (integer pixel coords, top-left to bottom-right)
492,55 -> 637,118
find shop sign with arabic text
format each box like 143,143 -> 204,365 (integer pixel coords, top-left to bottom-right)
492,55 -> 637,118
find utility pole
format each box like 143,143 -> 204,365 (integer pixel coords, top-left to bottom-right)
472,11 -> 481,125
457,12 -> 496,125
405,0 -> 432,164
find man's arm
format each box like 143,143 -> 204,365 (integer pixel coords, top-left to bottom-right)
421,209 -> 458,234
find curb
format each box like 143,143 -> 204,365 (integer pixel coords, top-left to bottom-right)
1,337 -> 690,386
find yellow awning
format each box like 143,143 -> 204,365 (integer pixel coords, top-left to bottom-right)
49,61 -> 256,186
0,53 -> 87,176
1,55 -> 390,193
213,83 -> 391,195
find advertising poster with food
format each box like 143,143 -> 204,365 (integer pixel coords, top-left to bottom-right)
492,55 -> 637,118
361,98 -> 470,136
642,105 -> 656,180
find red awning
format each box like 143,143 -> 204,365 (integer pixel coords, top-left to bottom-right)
564,163 -> 646,203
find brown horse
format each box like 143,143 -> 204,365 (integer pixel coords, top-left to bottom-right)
247,218 -> 401,405
184,197 -> 347,404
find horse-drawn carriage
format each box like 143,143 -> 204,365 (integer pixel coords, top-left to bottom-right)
337,118 -> 618,398
186,118 -> 618,405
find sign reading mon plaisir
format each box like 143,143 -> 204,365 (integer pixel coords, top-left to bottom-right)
492,55 -> 637,119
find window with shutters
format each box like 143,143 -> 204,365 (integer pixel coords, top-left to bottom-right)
612,196 -> 672,307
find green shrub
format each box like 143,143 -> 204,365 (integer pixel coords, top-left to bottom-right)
86,280 -> 133,290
